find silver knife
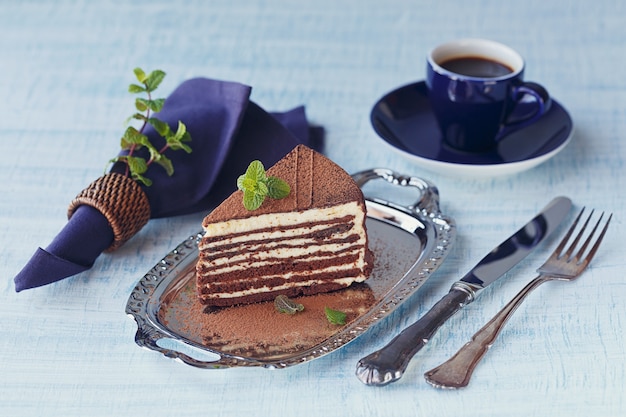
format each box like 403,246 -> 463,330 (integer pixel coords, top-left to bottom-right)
355,196 -> 572,386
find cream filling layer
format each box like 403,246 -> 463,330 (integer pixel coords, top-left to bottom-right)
201,233 -> 364,268
200,277 -> 360,300
200,233 -> 361,259
203,260 -> 365,289
199,221 -> 350,250
203,248 -> 363,275
203,202 -> 364,236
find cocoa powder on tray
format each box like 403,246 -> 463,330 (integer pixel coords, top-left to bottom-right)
160,282 -> 375,358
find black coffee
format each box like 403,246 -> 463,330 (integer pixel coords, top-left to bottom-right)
439,56 -> 513,77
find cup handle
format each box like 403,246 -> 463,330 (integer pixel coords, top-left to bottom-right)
498,81 -> 552,139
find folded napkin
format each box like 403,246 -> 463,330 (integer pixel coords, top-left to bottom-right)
14,78 -> 323,292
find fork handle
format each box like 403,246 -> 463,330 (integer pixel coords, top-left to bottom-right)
424,275 -> 548,389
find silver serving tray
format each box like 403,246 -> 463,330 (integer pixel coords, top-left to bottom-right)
125,168 -> 455,369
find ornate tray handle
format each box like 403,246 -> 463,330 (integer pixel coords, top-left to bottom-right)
352,168 -> 441,215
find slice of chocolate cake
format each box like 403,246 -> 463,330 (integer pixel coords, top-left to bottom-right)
196,144 -> 374,306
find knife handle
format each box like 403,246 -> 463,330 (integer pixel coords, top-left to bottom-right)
355,287 -> 472,386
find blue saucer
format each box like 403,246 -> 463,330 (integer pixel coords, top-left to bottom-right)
371,81 -> 573,177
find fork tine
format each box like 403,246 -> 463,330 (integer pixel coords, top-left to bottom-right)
554,208 -> 585,258
579,213 -> 612,266
563,209 -> 594,260
573,212 -> 604,260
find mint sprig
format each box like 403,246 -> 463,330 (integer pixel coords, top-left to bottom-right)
108,68 -> 192,186
237,160 -> 291,210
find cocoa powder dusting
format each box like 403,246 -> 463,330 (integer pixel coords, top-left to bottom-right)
160,281 -> 375,359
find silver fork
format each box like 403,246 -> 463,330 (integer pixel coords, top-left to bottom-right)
424,208 -> 612,389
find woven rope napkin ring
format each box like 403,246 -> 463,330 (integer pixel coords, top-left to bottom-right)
67,173 -> 151,252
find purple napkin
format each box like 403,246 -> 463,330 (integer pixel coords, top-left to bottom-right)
14,78 -> 322,292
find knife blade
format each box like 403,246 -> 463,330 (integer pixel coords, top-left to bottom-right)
355,196 -> 572,386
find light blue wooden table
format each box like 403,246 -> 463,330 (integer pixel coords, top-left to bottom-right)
1,1 -> 624,416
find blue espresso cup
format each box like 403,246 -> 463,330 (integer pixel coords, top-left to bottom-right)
426,39 -> 551,153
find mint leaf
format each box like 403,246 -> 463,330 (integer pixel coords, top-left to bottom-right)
245,160 -> 266,182
324,307 -> 347,325
136,98 -> 164,113
131,112 -> 147,122
148,98 -> 165,112
256,180 -> 269,196
121,126 -> 147,148
166,122 -> 193,153
236,175 -> 245,190
128,83 -> 146,94
154,154 -> 174,176
180,131 -> 192,143
133,173 -> 152,187
145,70 -> 166,91
172,120 -> 187,141
243,190 -> 264,211
148,118 -> 170,136
144,142 -> 161,164
126,155 -> 151,186
126,155 -> 148,175
168,135 -> 192,153
237,175 -> 254,192
135,97 -> 148,112
274,295 -> 304,315
267,176 -> 291,199
133,67 -> 147,83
